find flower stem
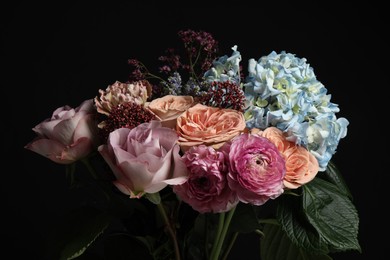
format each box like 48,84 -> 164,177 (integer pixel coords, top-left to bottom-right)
210,212 -> 225,259
157,203 -> 181,260
221,232 -> 238,260
210,206 -> 237,260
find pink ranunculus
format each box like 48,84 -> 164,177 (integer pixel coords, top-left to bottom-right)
257,127 -> 319,189
176,103 -> 246,152
24,99 -> 98,164
146,95 -> 194,129
98,120 -> 188,198
222,133 -> 286,206
173,145 -> 238,213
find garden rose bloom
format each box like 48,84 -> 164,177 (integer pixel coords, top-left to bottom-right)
146,95 -> 194,128
176,103 -> 246,151
94,80 -> 152,116
257,127 -> 319,189
222,133 -> 285,205
173,145 -> 238,213
98,120 -> 188,198
24,99 -> 98,164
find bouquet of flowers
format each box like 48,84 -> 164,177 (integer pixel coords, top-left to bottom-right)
25,29 -> 360,260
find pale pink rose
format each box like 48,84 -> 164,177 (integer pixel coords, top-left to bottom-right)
25,99 -> 98,164
257,127 -> 319,189
98,120 -> 188,198
94,80 -> 152,116
222,133 -> 286,206
173,145 -> 238,213
176,104 -> 246,152
146,95 -> 194,128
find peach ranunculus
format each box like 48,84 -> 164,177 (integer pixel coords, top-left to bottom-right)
176,103 -> 246,151
252,127 -> 319,189
25,99 -> 98,164
146,95 -> 194,128
94,80 -> 152,116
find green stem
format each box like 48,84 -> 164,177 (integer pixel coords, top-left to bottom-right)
210,206 -> 237,260
157,203 -> 181,260
221,232 -> 238,260
210,212 -> 225,259
65,163 -> 76,186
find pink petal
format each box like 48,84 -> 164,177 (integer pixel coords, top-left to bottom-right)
33,119 -> 61,139
113,181 -> 132,196
119,160 -> 154,192
112,147 -> 135,165
76,99 -> 94,112
60,137 -> 94,161
52,106 -> 75,120
24,138 -> 72,164
52,113 -> 83,145
98,144 -> 126,181
73,114 -> 97,143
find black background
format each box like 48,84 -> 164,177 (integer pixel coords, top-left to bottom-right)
2,1 -> 387,259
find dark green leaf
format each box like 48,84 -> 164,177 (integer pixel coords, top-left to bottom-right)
103,234 -> 154,260
229,203 -> 261,233
260,224 -> 333,260
277,194 -> 329,254
46,207 -> 111,260
303,178 -> 361,252
319,160 -> 352,198
184,213 -> 219,260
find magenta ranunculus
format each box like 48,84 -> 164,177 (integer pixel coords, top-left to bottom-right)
173,145 -> 238,213
98,120 -> 188,198
222,133 -> 286,206
25,99 -> 98,164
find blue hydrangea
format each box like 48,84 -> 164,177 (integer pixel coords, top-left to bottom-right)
243,51 -> 349,171
204,45 -> 241,84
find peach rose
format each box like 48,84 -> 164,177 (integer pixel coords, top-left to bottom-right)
252,127 -> 319,189
146,95 -> 194,128
176,103 -> 246,151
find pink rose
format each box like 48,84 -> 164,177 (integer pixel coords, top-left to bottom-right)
176,104 -> 246,152
98,120 -> 188,198
24,99 -> 98,164
257,127 -> 319,189
94,80 -> 152,116
173,145 -> 238,213
146,95 -> 194,128
222,133 -> 286,206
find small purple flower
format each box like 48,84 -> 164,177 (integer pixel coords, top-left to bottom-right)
222,133 -> 286,206
173,145 -> 238,213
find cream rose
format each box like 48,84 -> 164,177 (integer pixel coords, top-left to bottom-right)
176,104 -> 246,151
253,127 -> 319,189
146,95 -> 194,128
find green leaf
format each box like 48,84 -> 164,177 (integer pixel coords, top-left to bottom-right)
303,178 -> 361,252
277,194 -> 330,254
103,234 -> 154,260
145,192 -> 161,204
46,207 -> 111,260
319,160 -> 352,199
229,203 -> 261,233
260,224 -> 333,260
